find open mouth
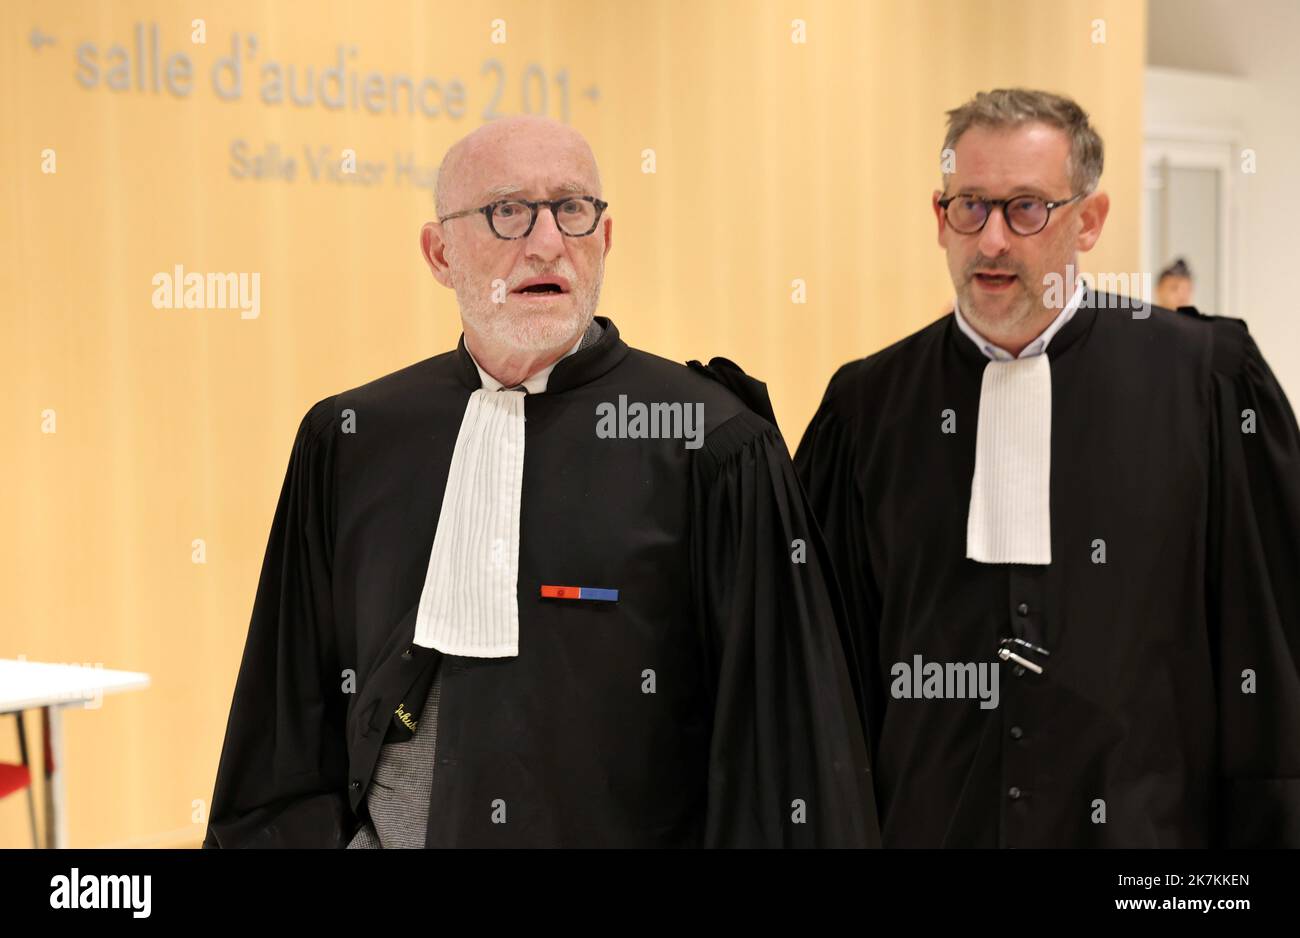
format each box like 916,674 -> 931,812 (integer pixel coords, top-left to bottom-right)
972,272 -> 1018,290
512,276 -> 571,297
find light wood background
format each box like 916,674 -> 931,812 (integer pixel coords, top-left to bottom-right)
0,0 -> 1145,847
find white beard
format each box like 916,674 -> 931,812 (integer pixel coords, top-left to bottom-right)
453,257 -> 604,353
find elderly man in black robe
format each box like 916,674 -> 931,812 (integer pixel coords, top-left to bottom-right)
204,115 -> 877,849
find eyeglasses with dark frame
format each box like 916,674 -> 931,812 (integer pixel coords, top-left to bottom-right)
437,195 -> 609,240
937,192 -> 1086,236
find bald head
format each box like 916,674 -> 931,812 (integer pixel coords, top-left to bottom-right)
421,115 -> 613,380
435,115 -> 603,218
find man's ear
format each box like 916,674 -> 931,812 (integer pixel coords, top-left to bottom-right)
933,190 -> 949,249
1076,191 -> 1109,253
420,221 -> 455,288
601,213 -> 613,259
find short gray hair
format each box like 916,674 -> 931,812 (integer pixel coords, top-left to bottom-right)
941,88 -> 1104,194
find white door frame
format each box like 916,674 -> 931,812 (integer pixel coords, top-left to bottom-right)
1142,126 -> 1239,315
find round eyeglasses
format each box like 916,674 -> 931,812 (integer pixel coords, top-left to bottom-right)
438,196 -> 608,240
938,192 -> 1084,236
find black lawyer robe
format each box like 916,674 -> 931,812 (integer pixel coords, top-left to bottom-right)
204,318 -> 878,847
795,293 -> 1300,847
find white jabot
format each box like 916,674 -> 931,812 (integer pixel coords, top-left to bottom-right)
958,281 -> 1084,565
412,332 -> 585,657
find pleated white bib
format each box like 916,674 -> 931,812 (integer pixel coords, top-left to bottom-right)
413,388 -> 528,656
965,355 -> 1053,564
411,325 -> 595,657
955,282 -> 1083,566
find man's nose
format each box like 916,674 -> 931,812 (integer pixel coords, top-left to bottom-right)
523,205 -> 565,261
976,207 -> 1011,256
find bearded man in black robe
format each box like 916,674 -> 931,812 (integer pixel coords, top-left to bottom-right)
797,88 -> 1300,848
205,115 -> 877,849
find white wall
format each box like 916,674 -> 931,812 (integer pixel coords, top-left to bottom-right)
1148,0 -> 1300,398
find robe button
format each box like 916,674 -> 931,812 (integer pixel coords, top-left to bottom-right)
1008,786 -> 1022,800
1010,725 -> 1024,740
1016,602 -> 1029,616
350,779 -> 361,790
402,648 -> 413,660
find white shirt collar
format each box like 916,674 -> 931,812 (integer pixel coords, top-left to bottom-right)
466,332 -> 585,394
953,279 -> 1085,362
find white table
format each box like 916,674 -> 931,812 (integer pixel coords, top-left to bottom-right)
0,658 -> 151,848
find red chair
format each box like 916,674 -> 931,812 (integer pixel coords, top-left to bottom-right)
0,713 -> 39,847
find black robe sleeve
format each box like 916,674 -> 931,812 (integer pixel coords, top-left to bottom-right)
792,366 -> 885,766
1208,319 -> 1300,847
203,400 -> 356,848
691,409 -> 880,847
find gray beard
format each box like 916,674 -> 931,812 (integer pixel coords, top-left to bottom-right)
958,282 -> 1036,332
455,267 -> 602,353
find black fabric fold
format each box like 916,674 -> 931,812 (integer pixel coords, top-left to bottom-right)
686,356 -> 779,429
